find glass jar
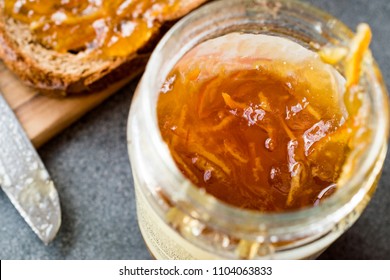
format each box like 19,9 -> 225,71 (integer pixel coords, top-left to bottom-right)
127,0 -> 389,259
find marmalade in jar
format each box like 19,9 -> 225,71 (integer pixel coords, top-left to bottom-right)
157,33 -> 364,212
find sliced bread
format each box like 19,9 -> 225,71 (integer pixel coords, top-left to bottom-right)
0,0 -> 206,96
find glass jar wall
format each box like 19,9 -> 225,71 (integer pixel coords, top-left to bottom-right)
127,0 -> 389,259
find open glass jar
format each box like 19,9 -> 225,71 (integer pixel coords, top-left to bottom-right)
127,0 -> 389,259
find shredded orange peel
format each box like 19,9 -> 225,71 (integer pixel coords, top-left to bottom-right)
222,92 -> 247,109
316,24 -> 373,190
345,23 -> 372,89
320,23 -> 372,89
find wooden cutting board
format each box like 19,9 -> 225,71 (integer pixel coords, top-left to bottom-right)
0,61 -> 141,148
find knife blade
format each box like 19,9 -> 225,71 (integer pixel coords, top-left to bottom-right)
0,93 -> 61,244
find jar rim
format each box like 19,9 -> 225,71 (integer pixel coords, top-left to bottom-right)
131,0 -> 389,237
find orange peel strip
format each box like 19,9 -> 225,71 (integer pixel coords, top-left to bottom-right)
188,143 -> 232,175
345,23 -> 372,89
252,157 -> 264,182
258,91 -> 272,112
200,115 -> 236,132
286,163 -> 302,207
248,142 -> 257,164
278,115 -> 296,140
171,105 -> 188,147
191,155 -> 228,182
170,150 -> 199,184
305,105 -> 322,121
223,140 -> 248,164
222,92 -> 247,110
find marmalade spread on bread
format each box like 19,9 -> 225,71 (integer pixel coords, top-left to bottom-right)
5,0 -> 181,56
157,32 -> 371,212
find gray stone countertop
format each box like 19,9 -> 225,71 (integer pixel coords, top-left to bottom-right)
0,0 -> 389,259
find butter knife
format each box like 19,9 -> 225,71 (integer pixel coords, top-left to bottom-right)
0,93 -> 61,244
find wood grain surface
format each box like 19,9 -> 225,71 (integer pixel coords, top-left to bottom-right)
0,61 -> 140,148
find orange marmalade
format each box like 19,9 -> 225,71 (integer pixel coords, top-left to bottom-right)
4,0 -> 181,56
157,33 -> 362,212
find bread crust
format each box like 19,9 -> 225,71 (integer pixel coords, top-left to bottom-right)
0,0 -> 207,96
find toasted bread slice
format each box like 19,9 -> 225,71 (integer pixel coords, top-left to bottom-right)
0,0 -> 206,96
